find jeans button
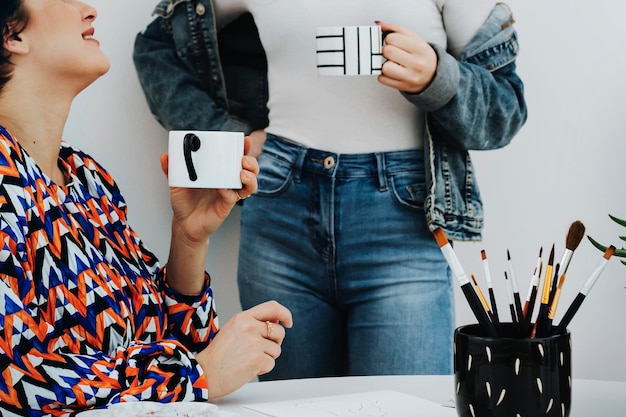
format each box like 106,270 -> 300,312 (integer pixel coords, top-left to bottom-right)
196,3 -> 206,15
323,156 -> 335,169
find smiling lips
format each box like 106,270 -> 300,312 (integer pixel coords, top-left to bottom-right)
82,28 -> 97,43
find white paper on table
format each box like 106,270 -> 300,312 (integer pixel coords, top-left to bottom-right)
242,390 -> 456,416
75,401 -> 240,417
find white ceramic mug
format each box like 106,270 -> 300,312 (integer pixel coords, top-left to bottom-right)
168,130 -> 244,189
316,25 -> 384,76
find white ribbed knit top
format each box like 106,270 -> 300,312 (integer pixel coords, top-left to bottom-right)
215,0 -> 495,153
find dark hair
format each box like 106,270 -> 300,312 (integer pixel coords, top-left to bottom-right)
0,0 -> 28,93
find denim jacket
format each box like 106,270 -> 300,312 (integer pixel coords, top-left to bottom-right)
133,1 -> 527,241
133,0 -> 269,134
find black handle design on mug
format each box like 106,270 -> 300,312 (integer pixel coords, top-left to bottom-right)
183,133 -> 201,181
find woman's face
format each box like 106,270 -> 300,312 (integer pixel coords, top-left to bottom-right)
20,0 -> 110,87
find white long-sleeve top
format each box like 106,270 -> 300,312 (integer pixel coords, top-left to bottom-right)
215,0 -> 495,153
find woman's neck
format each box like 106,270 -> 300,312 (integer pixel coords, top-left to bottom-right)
0,88 -> 71,185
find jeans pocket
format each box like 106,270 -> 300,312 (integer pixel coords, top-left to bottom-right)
256,152 -> 293,196
388,171 -> 426,211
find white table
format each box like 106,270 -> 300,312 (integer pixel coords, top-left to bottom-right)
214,375 -> 626,416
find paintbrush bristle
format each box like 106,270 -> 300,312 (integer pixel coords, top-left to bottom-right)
566,220 -> 586,251
432,227 -> 449,248
548,243 -> 555,265
481,249 -> 487,260
605,245 -> 616,259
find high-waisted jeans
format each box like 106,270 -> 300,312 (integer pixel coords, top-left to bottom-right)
238,134 -> 454,379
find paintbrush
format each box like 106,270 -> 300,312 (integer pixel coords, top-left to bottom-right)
523,247 -> 542,319
507,249 -> 527,335
481,249 -> 499,323
554,245 -> 616,334
432,227 -> 498,337
549,221 -> 586,305
523,248 -> 543,334
540,272 -> 567,337
504,272 -> 520,335
471,274 -> 501,334
531,243 -> 555,338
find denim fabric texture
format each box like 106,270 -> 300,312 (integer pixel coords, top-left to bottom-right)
133,2 -> 527,241
401,3 -> 527,239
238,134 -> 455,378
133,0 -> 268,134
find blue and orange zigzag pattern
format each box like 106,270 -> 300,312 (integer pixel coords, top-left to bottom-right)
0,127 -> 216,416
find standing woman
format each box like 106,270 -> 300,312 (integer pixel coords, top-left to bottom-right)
0,1 -> 291,415
134,0 -> 527,379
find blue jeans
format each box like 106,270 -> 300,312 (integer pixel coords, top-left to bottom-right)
238,134 -> 454,379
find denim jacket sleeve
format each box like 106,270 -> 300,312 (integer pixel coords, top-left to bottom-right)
401,2 -> 527,151
133,0 -> 268,134
410,3 -> 528,241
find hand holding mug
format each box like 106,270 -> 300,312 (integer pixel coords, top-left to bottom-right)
376,21 -> 438,93
161,134 -> 259,242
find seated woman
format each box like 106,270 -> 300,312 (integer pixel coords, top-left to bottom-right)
0,1 -> 292,416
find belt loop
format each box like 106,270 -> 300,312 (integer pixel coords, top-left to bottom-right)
375,152 -> 387,191
293,147 -> 307,183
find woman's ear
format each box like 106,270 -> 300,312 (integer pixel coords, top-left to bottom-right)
3,33 -> 29,55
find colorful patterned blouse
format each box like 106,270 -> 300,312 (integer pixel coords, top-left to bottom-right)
0,127 -> 218,416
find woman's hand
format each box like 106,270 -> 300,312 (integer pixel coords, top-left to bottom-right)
376,21 -> 438,94
195,300 -> 293,399
162,135 -> 259,295
161,135 -> 259,244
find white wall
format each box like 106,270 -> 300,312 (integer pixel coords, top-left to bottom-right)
453,0 -> 626,382
66,1 -> 626,381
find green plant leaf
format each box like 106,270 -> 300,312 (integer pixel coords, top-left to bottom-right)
587,235 -> 608,252
589,216 -> 626,266
588,236 -> 626,258
609,214 -> 626,227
